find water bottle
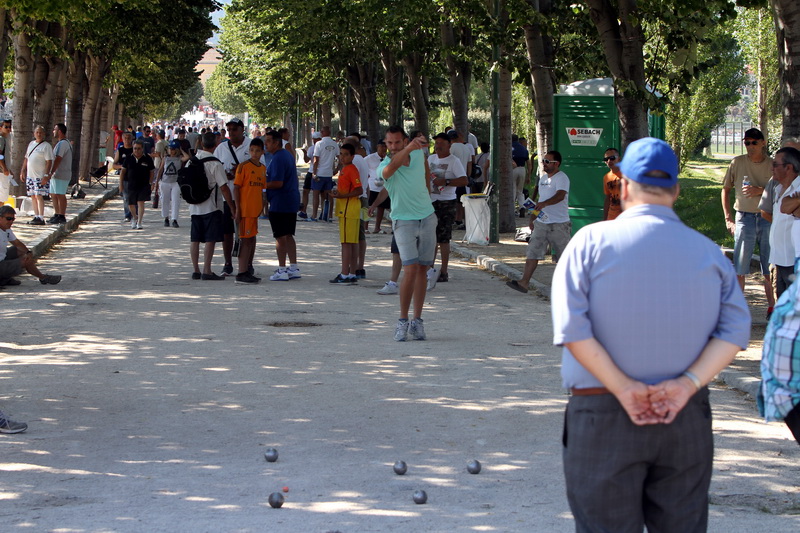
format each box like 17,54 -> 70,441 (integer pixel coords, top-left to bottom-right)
742,176 -> 750,188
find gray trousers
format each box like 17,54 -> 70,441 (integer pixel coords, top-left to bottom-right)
563,388 -> 712,533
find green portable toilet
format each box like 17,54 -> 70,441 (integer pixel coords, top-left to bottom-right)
553,78 -> 665,234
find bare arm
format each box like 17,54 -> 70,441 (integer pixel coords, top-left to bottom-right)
721,187 -> 735,235
535,189 -> 566,211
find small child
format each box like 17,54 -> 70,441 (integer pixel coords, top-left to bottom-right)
233,138 -> 267,284
330,143 -> 363,283
158,140 -> 183,227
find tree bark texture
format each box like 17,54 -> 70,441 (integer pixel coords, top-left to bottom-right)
524,0 -> 556,156
404,52 -> 429,136
10,14 -> 34,196
381,48 -> 402,129
440,20 -> 471,136
771,0 -> 800,142
346,62 -> 380,147
79,54 -> 109,180
320,101 -> 332,130
498,64 -> 515,233
66,49 -> 85,179
585,0 -> 649,149
0,10 -> 9,93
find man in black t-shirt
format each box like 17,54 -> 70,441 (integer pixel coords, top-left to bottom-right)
120,140 -> 155,230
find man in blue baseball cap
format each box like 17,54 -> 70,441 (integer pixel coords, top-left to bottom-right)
551,137 -> 751,532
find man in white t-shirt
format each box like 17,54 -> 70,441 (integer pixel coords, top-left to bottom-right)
213,117 -> 251,275
364,141 -> 389,232
299,132 -> 321,220
190,132 -> 234,280
508,150 -> 571,293
447,130 -> 473,227
427,133 -> 467,287
311,126 -> 340,221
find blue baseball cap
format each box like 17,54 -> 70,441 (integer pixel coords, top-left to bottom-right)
168,140 -> 180,150
618,137 -> 679,188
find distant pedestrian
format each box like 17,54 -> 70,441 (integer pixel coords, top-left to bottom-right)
48,123 -> 72,225
602,147 -> 622,221
330,143 -> 363,283
21,125 -> 54,226
114,132 -> 135,222
214,117 -> 250,276
157,141 -> 183,228
263,130 -> 301,281
120,139 -> 155,230
311,126 -> 339,221
233,137 -> 266,284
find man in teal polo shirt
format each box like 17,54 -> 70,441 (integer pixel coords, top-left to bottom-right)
377,126 -> 436,342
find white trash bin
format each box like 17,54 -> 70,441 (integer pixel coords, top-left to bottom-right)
461,194 -> 490,245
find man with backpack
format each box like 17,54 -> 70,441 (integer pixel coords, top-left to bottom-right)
187,132 -> 233,280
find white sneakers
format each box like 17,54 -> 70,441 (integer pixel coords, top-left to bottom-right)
377,281 -> 399,295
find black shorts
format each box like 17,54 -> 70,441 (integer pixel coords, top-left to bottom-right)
191,211 -> 224,243
455,185 -> 467,200
127,186 -> 151,204
303,172 -> 313,190
390,235 -> 399,255
368,190 -> 391,210
268,211 -> 297,238
222,201 -> 235,234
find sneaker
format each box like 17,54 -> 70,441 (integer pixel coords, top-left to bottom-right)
222,263 -> 234,276
427,267 -> 438,291
201,272 -> 225,280
377,281 -> 398,295
437,271 -> 449,283
164,217 -> 170,227
235,272 -> 260,284
1,277 -> 21,286
247,264 -> 255,276
355,269 -> 366,279
131,219 -> 137,229
172,220 -> 179,228
506,280 -> 528,294
329,274 -> 352,284
409,318 -> 426,340
310,218 -> 318,222
0,413 -> 27,434
39,274 -> 61,285
270,269 -> 289,281
57,214 -> 67,224
287,267 -> 301,279
346,275 -> 358,282
29,217 -> 45,226
191,272 -> 201,280
124,217 -> 132,223
136,223 -> 143,230
46,215 -> 59,224
394,318 -> 410,341
297,211 -> 308,220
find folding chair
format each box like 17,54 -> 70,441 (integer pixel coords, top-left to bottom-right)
88,162 -> 109,189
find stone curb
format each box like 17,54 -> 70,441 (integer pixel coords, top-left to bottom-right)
28,186 -> 119,259
451,242 -> 760,401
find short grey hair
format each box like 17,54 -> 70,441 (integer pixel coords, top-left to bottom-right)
777,147 -> 800,174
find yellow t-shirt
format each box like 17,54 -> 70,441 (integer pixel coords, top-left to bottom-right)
234,160 -> 266,218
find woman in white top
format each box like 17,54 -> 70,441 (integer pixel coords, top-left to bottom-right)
21,125 -> 54,225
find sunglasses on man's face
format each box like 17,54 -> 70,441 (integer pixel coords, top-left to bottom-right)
3,216 -> 15,221
542,159 -> 555,165
743,140 -> 760,146
603,156 -> 618,162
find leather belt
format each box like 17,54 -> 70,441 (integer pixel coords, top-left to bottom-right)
570,387 -> 611,396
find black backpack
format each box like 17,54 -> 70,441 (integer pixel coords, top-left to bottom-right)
178,156 -> 220,204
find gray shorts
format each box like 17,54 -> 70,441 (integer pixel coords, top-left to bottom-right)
526,221 -> 571,261
0,246 -> 23,279
392,213 -> 437,266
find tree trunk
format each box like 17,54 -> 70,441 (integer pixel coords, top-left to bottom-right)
771,0 -> 800,142
381,48 -> 403,128
320,101 -> 332,129
346,62 -> 380,147
498,63 -> 515,233
440,20 -> 471,135
106,86 -> 118,135
0,10 -> 9,93
404,52 -> 429,136
523,0 -> 556,155
51,64 -> 66,125
585,0 -> 649,149
9,15 -> 35,195
32,22 -> 66,139
79,54 -> 108,180
66,49 -> 85,179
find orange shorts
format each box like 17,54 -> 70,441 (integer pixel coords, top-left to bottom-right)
239,217 -> 258,238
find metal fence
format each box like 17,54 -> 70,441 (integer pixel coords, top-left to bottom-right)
711,121 -> 755,156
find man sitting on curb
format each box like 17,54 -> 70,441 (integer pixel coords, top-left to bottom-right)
0,205 -> 61,286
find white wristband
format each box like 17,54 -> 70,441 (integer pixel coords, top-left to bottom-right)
682,371 -> 702,390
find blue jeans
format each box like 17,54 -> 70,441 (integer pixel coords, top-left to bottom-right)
733,211 -> 770,276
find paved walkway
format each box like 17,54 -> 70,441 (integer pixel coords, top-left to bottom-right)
1,180 -> 797,531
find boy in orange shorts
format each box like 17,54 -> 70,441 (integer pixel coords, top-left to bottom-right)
233,138 -> 267,284
330,143 -> 363,283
